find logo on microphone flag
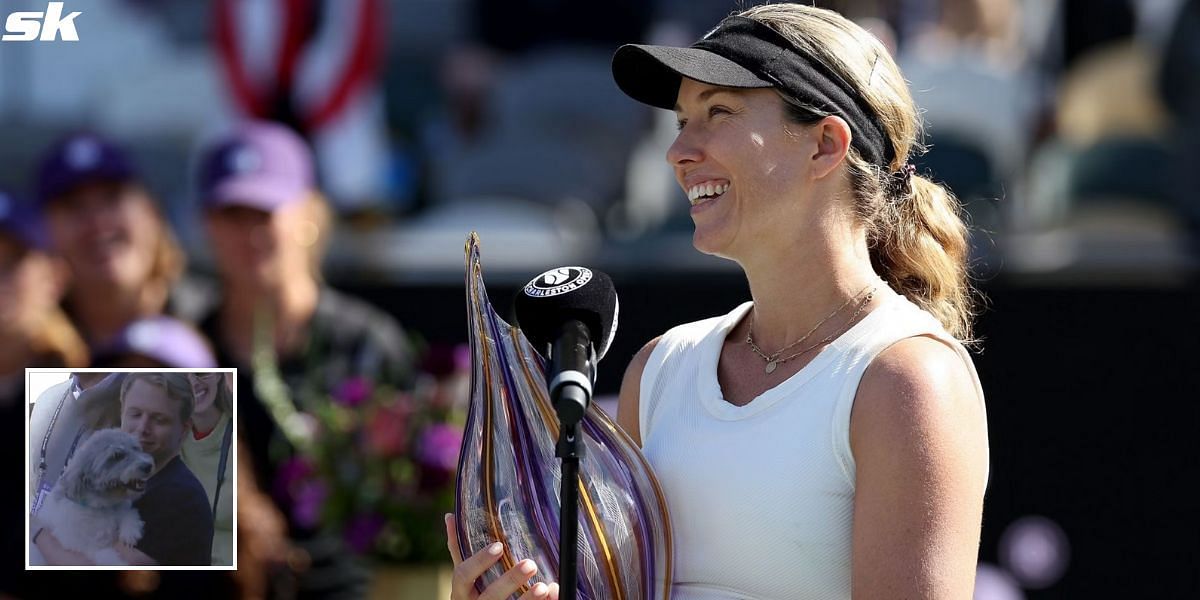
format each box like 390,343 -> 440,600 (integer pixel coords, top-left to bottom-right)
523,266 -> 594,298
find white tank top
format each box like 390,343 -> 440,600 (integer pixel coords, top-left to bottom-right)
638,292 -> 988,600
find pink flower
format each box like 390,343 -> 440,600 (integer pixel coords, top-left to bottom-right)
364,400 -> 411,457
333,377 -> 372,407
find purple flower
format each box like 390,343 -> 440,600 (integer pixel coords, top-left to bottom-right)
343,513 -> 386,554
333,377 -> 372,407
273,456 -> 316,504
418,424 -> 463,472
291,479 -> 328,529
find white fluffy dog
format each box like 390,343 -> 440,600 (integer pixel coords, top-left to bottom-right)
30,428 -> 154,565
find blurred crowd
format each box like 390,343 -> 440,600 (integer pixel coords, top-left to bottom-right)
0,0 -> 1195,275
1,0 -> 1197,598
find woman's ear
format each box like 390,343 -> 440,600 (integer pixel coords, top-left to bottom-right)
809,115 -> 853,180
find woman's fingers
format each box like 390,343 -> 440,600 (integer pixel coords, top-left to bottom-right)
479,559 -> 540,600
445,513 -> 463,566
519,581 -> 560,600
451,540 -> 505,599
445,516 -> 556,600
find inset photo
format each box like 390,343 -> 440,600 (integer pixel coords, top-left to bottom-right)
26,369 -> 236,570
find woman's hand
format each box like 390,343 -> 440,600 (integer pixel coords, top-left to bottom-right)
445,513 -> 560,600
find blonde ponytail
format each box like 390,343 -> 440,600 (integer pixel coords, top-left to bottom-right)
871,175 -> 976,342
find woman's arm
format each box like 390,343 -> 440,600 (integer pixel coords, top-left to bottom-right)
615,337 -> 661,447
850,336 -> 989,599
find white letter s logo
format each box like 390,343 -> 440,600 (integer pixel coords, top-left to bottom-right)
3,12 -> 43,41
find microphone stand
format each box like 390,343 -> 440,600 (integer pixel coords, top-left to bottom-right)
548,323 -> 594,600
555,401 -> 583,600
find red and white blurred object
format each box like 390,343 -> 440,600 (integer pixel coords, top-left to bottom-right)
214,0 -> 391,212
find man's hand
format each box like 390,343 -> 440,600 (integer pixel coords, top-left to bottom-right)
115,544 -> 157,566
35,530 -> 94,566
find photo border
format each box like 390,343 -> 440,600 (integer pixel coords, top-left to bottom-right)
25,367 -> 239,571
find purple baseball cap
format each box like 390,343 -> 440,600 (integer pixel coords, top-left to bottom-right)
0,188 -> 48,250
197,121 -> 315,212
36,132 -> 138,206
92,316 -> 218,369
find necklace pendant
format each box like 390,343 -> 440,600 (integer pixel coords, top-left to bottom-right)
765,360 -> 778,374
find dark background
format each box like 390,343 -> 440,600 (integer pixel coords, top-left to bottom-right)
345,273 -> 1200,598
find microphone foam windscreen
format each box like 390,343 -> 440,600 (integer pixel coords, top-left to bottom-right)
514,266 -> 619,360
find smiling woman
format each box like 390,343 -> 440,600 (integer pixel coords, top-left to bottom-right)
450,4 -> 989,600
35,133 -> 187,346
180,371 -> 236,566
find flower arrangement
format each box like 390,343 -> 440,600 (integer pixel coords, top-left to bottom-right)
256,342 -> 470,564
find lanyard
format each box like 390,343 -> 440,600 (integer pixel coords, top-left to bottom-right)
33,381 -> 83,516
37,381 -> 76,476
211,417 -> 234,518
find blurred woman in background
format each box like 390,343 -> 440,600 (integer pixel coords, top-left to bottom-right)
35,132 -> 207,346
197,120 -> 415,598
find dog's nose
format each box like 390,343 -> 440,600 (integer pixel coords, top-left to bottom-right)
139,461 -> 153,475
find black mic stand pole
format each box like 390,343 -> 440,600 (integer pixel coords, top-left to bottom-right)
548,323 -> 594,600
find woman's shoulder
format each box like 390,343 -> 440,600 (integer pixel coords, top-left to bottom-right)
655,301 -> 752,351
852,334 -> 986,471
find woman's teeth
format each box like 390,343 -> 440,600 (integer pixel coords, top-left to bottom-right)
688,182 -> 730,205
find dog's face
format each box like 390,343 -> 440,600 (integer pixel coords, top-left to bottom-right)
61,428 -> 155,508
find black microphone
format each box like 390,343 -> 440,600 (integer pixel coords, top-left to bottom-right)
514,266 -> 618,426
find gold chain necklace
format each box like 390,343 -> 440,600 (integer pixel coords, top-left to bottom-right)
746,286 -> 876,374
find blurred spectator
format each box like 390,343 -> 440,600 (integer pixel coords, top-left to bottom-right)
91,316 -> 218,369
1024,33 -> 1174,231
899,0 -> 1036,211
35,133 -> 215,346
420,0 -> 651,226
1056,41 -> 1169,148
213,0 -> 394,216
195,120 -> 416,598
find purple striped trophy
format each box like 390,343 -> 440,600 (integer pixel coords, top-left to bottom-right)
453,233 -> 673,599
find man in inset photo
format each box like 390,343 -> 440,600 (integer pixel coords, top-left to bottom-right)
33,373 -> 214,566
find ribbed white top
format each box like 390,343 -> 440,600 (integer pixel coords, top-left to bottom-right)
639,292 -> 988,599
